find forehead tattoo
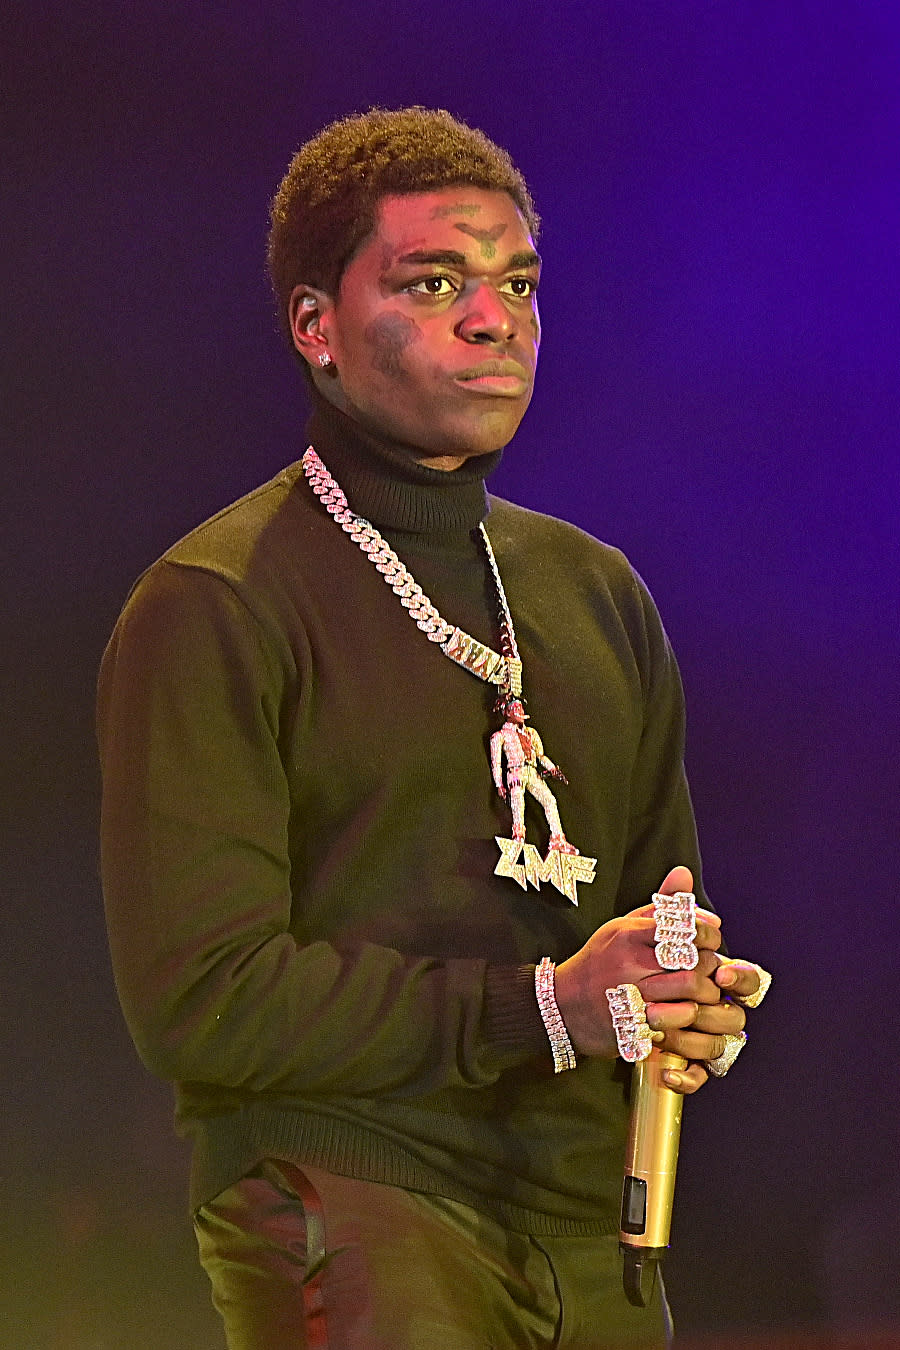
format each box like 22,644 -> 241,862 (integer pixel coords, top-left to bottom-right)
430,203 -> 482,218
453,221 -> 507,261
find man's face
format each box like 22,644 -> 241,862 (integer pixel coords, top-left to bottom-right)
313,187 -> 541,463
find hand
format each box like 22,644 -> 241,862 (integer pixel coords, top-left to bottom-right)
497,785 -> 508,801
646,987 -> 747,1094
554,866 -> 724,1081
546,765 -> 568,785
632,866 -> 747,1092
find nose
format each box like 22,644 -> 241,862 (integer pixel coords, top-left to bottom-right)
455,281 -> 517,344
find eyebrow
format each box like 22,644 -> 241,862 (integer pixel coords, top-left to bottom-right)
394,248 -> 542,270
507,250 -> 542,270
396,249 -> 469,267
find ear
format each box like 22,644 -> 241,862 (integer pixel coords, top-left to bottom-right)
288,285 -> 335,370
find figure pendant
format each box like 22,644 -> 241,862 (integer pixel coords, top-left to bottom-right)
489,700 -> 596,905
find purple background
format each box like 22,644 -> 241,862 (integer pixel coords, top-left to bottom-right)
4,2 -> 899,1343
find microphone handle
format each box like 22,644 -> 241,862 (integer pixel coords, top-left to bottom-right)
619,1048 -> 688,1308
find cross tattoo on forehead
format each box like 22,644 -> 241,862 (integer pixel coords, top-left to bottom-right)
453,222 -> 508,260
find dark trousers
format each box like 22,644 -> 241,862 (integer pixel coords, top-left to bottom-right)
194,1160 -> 672,1349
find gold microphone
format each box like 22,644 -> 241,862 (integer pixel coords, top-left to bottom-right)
619,1048 -> 688,1306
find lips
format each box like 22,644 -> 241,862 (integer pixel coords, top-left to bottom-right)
455,359 -> 530,381
454,358 -> 531,396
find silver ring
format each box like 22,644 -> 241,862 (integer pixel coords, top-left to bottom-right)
704,1031 -> 747,1077
652,890 -> 698,970
732,961 -> 772,1009
605,983 -> 653,1063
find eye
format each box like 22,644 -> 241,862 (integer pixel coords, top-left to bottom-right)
501,277 -> 538,298
407,275 -> 458,296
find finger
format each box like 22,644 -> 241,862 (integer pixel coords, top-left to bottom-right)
694,919 -> 723,951
645,1000 -> 700,1032
655,865 -> 693,897
661,1061 -> 709,1095
640,958 -> 722,1004
658,1028 -> 729,1062
689,1001 -> 747,1035
714,959 -> 762,1000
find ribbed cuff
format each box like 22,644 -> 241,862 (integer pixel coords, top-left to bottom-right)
481,964 -> 551,1070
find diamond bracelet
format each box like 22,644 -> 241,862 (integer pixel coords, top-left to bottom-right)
535,958 -> 577,1074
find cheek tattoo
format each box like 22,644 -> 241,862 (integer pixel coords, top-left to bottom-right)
365,312 -> 421,378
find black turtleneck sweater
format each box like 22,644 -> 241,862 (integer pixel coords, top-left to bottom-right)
98,397 -> 706,1234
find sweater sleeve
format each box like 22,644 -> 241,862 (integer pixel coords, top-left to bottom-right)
614,568 -> 710,915
98,562 -> 544,1100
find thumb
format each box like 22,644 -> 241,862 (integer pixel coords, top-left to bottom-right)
656,865 -> 693,896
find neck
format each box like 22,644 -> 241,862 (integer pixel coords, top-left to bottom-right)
310,376 -> 498,473
303,389 -> 502,537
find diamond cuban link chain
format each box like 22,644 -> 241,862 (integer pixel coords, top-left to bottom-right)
302,447 -> 521,694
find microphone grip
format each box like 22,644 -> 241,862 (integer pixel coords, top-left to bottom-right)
619,1048 -> 688,1307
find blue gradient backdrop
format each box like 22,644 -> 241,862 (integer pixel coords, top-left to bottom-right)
3,2 -> 898,1343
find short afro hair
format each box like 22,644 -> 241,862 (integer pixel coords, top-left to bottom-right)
267,106 -> 539,350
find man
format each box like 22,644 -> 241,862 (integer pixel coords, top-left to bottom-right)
98,108 -> 767,1348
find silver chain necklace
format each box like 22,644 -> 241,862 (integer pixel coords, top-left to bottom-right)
302,446 -> 596,904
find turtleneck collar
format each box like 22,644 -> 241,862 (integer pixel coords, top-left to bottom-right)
303,389 -> 502,536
